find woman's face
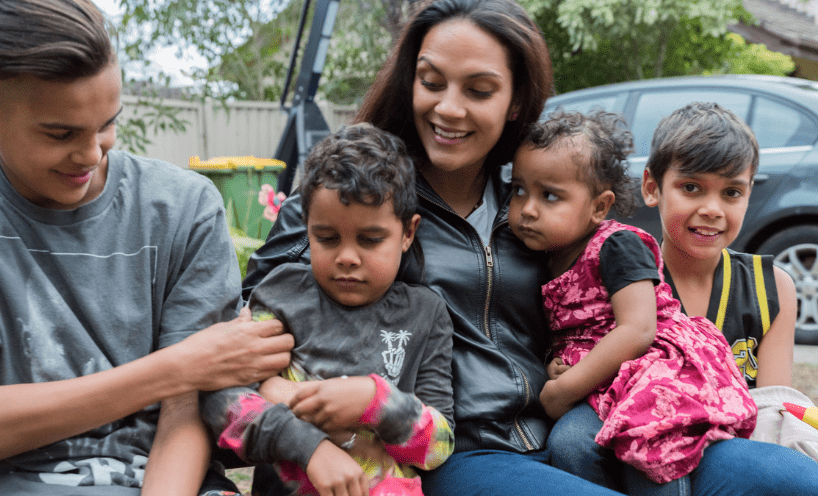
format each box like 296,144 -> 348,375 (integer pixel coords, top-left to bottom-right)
413,19 -> 517,176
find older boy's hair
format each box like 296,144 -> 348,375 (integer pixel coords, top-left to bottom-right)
0,0 -> 116,81
527,109 -> 637,217
299,123 -> 417,229
646,102 -> 759,189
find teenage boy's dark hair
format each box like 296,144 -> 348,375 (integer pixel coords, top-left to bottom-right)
300,123 -> 418,230
646,102 -> 759,189
0,0 -> 115,81
526,109 -> 637,217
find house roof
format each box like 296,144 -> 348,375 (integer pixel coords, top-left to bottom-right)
730,0 -> 818,60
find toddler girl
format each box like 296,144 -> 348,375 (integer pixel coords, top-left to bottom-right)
507,110 -> 757,489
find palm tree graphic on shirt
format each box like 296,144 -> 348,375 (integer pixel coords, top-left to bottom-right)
381,329 -> 411,381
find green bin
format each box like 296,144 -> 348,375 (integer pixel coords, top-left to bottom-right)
189,156 -> 286,239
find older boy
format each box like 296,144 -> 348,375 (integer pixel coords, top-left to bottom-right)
642,101 -> 817,461
0,1 -> 292,495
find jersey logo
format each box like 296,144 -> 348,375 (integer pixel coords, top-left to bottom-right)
731,337 -> 759,382
381,330 -> 411,384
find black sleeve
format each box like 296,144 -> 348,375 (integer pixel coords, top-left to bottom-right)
598,230 -> 660,296
242,193 -> 311,301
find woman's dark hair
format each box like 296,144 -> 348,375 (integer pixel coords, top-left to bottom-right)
646,102 -> 759,190
299,123 -> 418,230
0,0 -> 115,81
527,109 -> 637,217
355,0 -> 553,172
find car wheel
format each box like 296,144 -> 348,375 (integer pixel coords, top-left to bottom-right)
757,225 -> 818,345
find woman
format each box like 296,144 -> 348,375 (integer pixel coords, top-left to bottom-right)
0,1 -> 292,495
245,0 -> 817,494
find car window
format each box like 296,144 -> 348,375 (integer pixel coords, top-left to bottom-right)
631,90 -> 752,157
750,97 -> 818,148
546,95 -> 618,115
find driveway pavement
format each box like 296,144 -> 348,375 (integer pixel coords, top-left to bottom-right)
795,344 -> 818,365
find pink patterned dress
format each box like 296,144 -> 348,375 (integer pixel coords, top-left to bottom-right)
543,220 -> 757,483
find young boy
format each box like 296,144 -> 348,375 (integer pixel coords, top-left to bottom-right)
642,101 -> 816,460
200,123 -> 455,496
0,1 -> 292,495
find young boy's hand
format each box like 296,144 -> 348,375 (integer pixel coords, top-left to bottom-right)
290,376 -> 376,432
540,379 -> 577,420
258,375 -> 305,405
546,357 -> 571,380
306,440 -> 369,496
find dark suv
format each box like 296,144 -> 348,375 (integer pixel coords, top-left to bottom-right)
542,75 -> 818,344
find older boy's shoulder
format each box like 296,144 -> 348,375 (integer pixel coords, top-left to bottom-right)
109,150 -> 222,205
109,150 -> 213,191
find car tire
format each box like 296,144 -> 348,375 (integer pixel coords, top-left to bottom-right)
757,225 -> 818,345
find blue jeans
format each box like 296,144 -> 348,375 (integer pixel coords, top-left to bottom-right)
548,402 -> 818,496
421,449 -> 622,496
548,403 -> 688,496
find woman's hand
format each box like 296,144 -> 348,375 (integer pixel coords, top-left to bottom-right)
290,376 -> 376,432
546,357 -> 571,380
539,379 -> 577,420
306,440 -> 369,496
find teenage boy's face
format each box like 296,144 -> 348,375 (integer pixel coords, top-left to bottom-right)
642,163 -> 753,261
0,63 -> 121,210
307,186 -> 420,307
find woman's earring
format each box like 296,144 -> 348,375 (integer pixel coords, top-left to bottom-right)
510,112 -> 519,121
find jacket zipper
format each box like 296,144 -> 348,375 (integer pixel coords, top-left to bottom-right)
484,223 -> 535,451
420,193 -> 536,450
513,366 -> 535,450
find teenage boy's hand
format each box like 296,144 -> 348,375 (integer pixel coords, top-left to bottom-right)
306,440 -> 369,496
290,376 -> 376,432
174,307 -> 294,391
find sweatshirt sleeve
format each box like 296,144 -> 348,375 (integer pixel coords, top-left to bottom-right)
200,386 -> 329,469
358,297 -> 454,470
359,374 -> 454,470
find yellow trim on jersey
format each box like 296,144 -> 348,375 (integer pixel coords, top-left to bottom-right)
715,249 -> 731,331
753,254 -> 771,335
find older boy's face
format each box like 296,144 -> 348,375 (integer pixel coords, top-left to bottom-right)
307,186 -> 419,307
642,163 -> 753,262
0,63 -> 121,210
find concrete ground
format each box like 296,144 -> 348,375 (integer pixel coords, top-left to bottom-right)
795,344 -> 818,365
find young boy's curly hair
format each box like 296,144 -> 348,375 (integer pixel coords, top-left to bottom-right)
299,122 -> 417,229
526,109 -> 637,217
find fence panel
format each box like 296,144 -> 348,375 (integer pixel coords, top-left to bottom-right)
119,96 -> 357,168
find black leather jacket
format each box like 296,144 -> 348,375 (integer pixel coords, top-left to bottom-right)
244,163 -> 551,454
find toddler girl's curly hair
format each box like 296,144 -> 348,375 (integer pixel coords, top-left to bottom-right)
526,109 -> 637,217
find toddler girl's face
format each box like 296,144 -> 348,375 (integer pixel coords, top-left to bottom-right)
307,186 -> 418,307
508,141 -> 601,255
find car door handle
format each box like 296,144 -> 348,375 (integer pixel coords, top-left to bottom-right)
754,173 -> 769,184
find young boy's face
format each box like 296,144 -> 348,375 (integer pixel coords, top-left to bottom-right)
0,63 -> 121,210
307,186 -> 420,307
642,162 -> 753,262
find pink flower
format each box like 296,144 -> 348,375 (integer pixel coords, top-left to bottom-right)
258,184 -> 287,223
